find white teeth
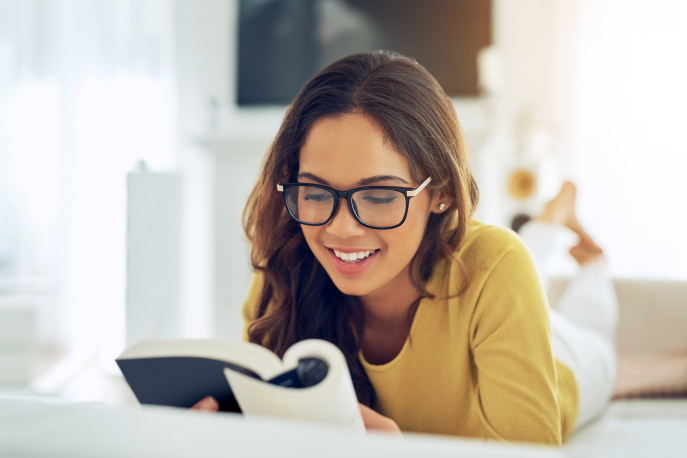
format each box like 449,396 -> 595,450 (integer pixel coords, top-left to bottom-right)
332,249 -> 377,262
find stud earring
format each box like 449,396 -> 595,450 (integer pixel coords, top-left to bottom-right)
439,203 -> 445,211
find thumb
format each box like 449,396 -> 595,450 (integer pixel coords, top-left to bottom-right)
191,396 -> 219,412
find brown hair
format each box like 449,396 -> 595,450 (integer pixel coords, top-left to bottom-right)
243,51 -> 479,406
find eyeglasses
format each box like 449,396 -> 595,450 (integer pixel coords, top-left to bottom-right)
277,177 -> 432,230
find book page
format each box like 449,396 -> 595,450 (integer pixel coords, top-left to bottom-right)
225,339 -> 365,433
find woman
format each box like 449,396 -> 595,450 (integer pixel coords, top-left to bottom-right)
194,51 -> 618,445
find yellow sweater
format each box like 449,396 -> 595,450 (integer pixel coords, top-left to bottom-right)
242,221 -> 578,445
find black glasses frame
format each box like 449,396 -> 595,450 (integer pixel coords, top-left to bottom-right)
276,177 -> 432,230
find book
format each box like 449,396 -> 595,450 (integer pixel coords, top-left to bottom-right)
116,338 -> 365,432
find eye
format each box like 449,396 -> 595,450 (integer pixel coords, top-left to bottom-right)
304,192 -> 332,202
362,196 -> 398,205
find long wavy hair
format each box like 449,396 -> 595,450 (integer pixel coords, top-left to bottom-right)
243,51 -> 479,407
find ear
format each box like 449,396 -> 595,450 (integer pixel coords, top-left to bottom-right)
429,190 -> 455,214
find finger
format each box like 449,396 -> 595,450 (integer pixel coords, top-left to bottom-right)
191,396 -> 219,412
358,403 -> 401,435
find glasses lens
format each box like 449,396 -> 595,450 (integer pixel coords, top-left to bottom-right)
352,189 -> 406,228
284,185 -> 335,224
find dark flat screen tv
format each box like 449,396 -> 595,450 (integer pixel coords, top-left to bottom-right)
238,0 -> 492,106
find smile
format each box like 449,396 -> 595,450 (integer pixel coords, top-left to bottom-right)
326,248 -> 381,275
332,249 -> 379,263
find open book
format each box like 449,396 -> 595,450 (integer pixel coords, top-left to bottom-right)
116,339 -> 364,432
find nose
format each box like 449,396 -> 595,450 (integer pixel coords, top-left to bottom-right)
325,198 -> 366,239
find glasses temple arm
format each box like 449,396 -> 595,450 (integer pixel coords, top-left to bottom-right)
406,176 -> 432,197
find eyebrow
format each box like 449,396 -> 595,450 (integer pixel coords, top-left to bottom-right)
297,172 -> 410,187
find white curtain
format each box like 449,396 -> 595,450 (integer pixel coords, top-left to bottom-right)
0,0 -> 176,364
573,0 -> 687,279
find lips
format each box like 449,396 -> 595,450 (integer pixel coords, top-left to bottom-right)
326,247 -> 380,275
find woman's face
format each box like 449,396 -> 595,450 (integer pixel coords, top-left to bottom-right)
298,113 -> 444,298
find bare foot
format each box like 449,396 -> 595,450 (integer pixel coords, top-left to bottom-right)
535,182 -> 596,241
534,182 -> 576,225
535,181 -> 605,265
569,238 -> 604,266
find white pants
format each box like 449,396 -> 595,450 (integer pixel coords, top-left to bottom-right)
519,221 -> 618,429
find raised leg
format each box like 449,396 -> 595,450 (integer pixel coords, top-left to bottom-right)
520,182 -> 619,430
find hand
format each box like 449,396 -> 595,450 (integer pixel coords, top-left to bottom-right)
190,396 -> 219,412
358,403 -> 401,435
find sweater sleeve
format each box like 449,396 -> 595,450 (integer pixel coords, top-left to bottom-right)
469,237 -> 562,445
241,271 -> 264,342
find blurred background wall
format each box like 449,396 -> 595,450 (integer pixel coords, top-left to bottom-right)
0,0 -> 685,387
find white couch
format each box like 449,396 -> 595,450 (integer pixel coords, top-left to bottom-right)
0,398 -> 561,458
550,277 -> 687,457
